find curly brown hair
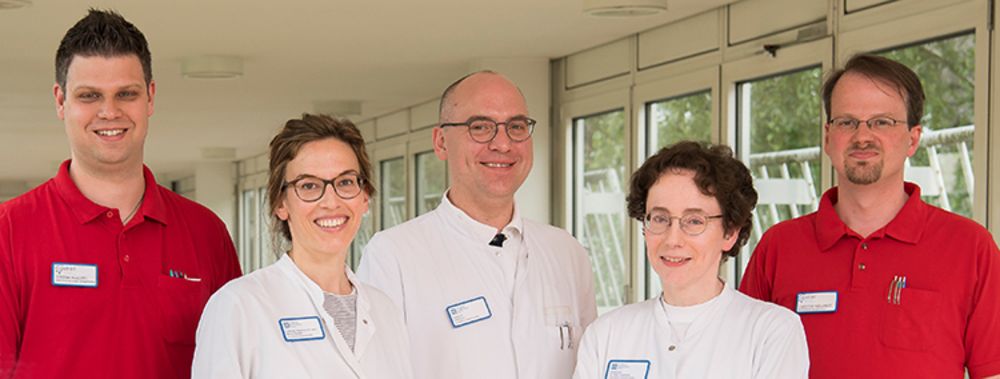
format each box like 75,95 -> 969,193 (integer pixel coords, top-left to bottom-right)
267,114 -> 374,243
626,141 -> 757,258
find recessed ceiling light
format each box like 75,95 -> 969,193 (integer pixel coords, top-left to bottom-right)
181,55 -> 243,79
0,0 -> 31,10
584,0 -> 667,17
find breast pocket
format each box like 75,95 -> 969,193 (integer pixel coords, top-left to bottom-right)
156,275 -> 210,346
879,287 -> 941,352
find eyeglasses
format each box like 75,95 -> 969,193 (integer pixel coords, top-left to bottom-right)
827,117 -> 907,133
439,116 -> 536,143
643,211 -> 724,236
282,173 -> 365,202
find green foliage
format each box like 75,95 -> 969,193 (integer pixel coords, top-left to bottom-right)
650,91 -> 712,148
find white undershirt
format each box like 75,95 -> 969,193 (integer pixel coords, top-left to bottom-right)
660,291 -> 722,342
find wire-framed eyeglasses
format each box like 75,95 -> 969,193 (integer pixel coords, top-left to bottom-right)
282,172 -> 365,202
643,211 -> 724,236
827,117 -> 908,133
439,116 -> 536,143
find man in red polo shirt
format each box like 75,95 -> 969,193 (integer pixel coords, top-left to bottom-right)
740,54 -> 1000,378
0,9 -> 241,378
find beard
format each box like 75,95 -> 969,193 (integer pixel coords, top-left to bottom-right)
845,158 -> 883,184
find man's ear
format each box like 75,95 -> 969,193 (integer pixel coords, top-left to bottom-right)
433,127 -> 448,160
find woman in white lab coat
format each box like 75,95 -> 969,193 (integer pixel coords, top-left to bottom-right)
573,141 -> 808,379
192,114 -> 413,378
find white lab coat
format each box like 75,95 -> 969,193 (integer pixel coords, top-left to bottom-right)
192,254 -> 413,379
574,285 -> 809,379
358,194 -> 598,379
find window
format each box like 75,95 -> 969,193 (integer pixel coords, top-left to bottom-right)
878,33 -> 975,218
416,151 -> 447,215
573,110 -> 628,312
647,90 -> 713,149
736,66 -> 823,276
380,157 -> 406,229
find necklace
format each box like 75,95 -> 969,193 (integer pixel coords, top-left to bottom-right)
123,191 -> 145,224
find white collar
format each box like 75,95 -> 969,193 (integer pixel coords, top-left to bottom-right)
437,189 -> 525,244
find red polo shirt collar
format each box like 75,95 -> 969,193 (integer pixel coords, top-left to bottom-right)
815,182 -> 926,251
53,159 -> 170,226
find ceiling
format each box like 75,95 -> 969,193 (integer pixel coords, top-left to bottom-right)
0,0 -> 736,181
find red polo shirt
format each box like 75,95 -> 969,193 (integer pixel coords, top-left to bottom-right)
740,183 -> 1000,378
0,160 -> 242,378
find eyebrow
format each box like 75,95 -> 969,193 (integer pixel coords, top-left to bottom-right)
72,84 -> 145,93
289,169 -> 360,181
647,206 -> 711,214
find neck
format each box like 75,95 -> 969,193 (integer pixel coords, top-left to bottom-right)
661,277 -> 724,307
288,247 -> 352,295
446,189 -> 514,231
69,159 -> 146,221
833,179 -> 908,238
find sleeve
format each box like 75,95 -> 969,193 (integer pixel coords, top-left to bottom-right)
966,235 -> 1000,379
356,234 -> 406,319
738,231 -> 775,302
571,320 -> 603,379
192,288 -> 250,379
753,309 -> 810,379
0,208 -> 21,376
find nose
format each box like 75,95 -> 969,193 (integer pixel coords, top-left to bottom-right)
97,98 -> 123,120
661,221 -> 685,246
488,125 -> 512,152
316,183 -> 343,208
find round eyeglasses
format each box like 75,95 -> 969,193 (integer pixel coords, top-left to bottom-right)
283,173 -> 365,202
643,212 -> 724,236
439,116 -> 536,143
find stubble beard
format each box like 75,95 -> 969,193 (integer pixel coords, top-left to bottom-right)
845,160 -> 883,185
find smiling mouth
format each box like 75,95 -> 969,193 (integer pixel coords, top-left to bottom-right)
482,162 -> 513,168
315,217 -> 348,228
95,129 -> 126,137
662,256 -> 691,264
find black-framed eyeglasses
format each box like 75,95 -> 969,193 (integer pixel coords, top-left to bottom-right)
282,172 -> 365,202
643,211 -> 724,236
439,116 -> 536,143
827,117 -> 907,133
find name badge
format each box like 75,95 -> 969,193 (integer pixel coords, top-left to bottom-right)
605,359 -> 650,379
51,262 -> 98,288
279,316 -> 326,342
446,296 -> 492,328
796,291 -> 838,314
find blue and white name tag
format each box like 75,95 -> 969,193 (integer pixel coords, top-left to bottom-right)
796,291 -> 838,314
446,296 -> 492,328
605,359 -> 650,379
279,316 -> 326,342
51,262 -> 98,288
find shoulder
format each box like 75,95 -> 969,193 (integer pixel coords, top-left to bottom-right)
0,179 -> 57,220
156,186 -> 226,226
731,290 -> 803,330
759,213 -> 816,241
208,265 -> 281,307
588,299 -> 657,331
365,211 -> 438,252
523,219 -> 585,251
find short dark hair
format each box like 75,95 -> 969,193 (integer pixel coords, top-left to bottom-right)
267,114 -> 375,243
55,8 -> 152,90
822,54 -> 924,128
626,141 -> 757,259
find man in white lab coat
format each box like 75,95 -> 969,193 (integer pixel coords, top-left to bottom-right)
358,71 -> 597,378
